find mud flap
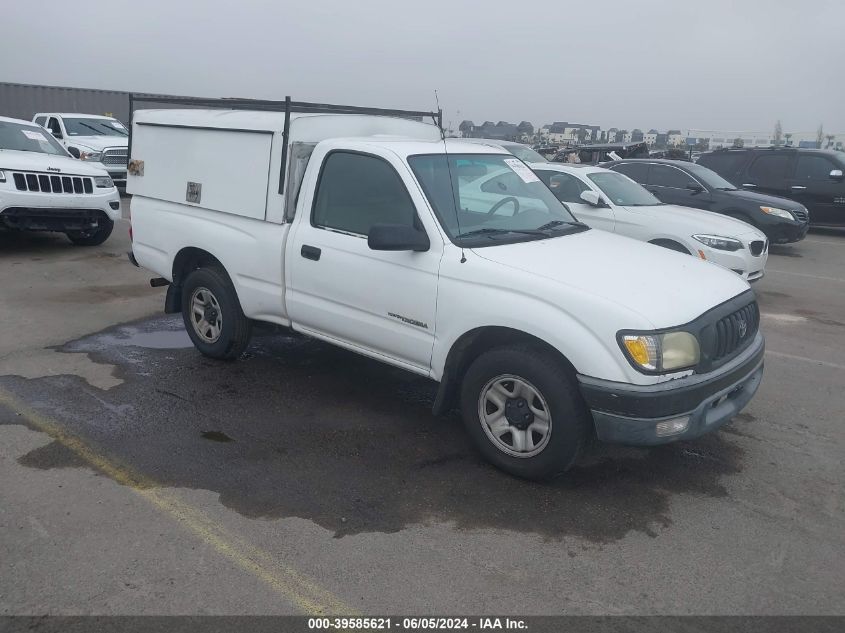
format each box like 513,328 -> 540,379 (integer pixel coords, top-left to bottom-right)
164,284 -> 182,313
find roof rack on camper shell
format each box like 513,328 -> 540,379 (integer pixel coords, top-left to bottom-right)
127,92 -> 443,195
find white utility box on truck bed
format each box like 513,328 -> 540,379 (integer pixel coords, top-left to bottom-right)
128,94 -> 764,479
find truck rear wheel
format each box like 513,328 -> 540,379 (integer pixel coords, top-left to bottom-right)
460,346 -> 590,480
181,267 -> 252,360
66,219 -> 114,246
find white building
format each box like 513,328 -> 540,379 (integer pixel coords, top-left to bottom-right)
644,130 -> 658,146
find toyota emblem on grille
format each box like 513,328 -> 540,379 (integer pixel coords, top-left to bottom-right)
737,316 -> 748,338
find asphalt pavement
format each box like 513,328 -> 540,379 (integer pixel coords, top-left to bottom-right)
1,212 -> 843,615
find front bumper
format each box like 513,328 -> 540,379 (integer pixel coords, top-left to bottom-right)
0,186 -> 121,230
700,243 -> 768,282
763,219 -> 809,244
578,333 -> 764,445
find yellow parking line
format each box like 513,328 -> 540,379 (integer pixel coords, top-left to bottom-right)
0,388 -> 354,616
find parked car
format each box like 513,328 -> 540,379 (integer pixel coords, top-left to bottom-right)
553,142 -> 649,164
530,163 -> 769,281
33,112 -> 129,188
604,159 -> 810,244
461,138 -> 548,163
128,100 -> 764,480
0,115 -> 121,245
697,147 -> 845,228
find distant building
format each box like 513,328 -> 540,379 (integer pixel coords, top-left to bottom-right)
631,129 -> 644,142
645,129 -> 658,146
667,130 -> 684,147
457,120 -> 523,141
544,121 -> 600,144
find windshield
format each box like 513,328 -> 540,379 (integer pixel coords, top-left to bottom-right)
587,171 -> 662,206
409,153 -> 584,246
0,121 -> 69,156
63,118 -> 128,137
502,143 -> 548,163
685,163 -> 737,190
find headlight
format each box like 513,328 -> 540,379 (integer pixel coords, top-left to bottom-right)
760,206 -> 795,221
620,331 -> 700,373
94,176 -> 114,188
79,150 -> 103,161
692,234 -> 743,251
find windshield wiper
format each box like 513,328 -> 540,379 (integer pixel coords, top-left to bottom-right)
455,227 -> 548,239
534,220 -> 589,231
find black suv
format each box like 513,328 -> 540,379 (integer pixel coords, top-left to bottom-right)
697,148 -> 845,229
605,158 -> 810,243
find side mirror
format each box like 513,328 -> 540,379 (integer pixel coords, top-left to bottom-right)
67,146 -> 80,159
580,190 -> 606,207
368,223 -> 430,252
686,183 -> 705,193
830,169 -> 843,180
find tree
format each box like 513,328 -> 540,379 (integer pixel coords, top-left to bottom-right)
600,131 -> 607,142
784,132 -> 793,146
773,120 -> 783,145
826,134 -> 835,149
695,138 -> 711,152
577,127 -> 588,144
733,137 -> 744,148
816,124 -> 824,149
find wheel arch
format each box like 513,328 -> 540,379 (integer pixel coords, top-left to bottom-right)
648,238 -> 691,254
166,247 -> 230,314
432,326 -> 579,416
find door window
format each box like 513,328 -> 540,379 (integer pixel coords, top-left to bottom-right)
698,152 -> 747,179
747,154 -> 789,182
649,164 -> 698,189
535,171 -> 590,203
46,117 -> 62,137
795,155 -> 837,181
611,162 -> 649,184
312,152 -> 418,236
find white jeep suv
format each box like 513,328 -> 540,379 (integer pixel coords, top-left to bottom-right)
33,112 -> 129,188
0,116 -> 121,245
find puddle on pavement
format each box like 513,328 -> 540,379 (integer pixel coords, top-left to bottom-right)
6,316 -> 747,544
202,431 -> 235,443
61,317 -> 193,352
18,440 -> 87,470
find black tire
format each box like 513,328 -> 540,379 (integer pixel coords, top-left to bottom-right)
180,266 -> 252,360
66,218 -> 114,246
649,239 -> 690,254
459,345 -> 590,480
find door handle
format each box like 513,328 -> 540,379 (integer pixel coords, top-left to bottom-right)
791,186 -> 807,190
300,245 -> 321,261
741,183 -> 757,188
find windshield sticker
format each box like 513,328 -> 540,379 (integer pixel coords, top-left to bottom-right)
22,129 -> 47,141
504,158 -> 540,184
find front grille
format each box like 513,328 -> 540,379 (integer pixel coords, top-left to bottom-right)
11,171 -> 93,194
713,302 -> 759,362
792,207 -> 808,222
749,240 -> 765,256
101,147 -> 128,166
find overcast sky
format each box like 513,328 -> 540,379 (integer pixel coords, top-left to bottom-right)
2,0 -> 843,134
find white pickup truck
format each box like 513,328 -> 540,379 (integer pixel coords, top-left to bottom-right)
33,112 -> 129,187
127,97 -> 764,479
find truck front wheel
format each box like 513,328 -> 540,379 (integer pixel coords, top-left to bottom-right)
181,267 -> 252,360
460,346 -> 590,480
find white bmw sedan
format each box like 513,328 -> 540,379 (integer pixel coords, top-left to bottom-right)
529,162 -> 768,281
